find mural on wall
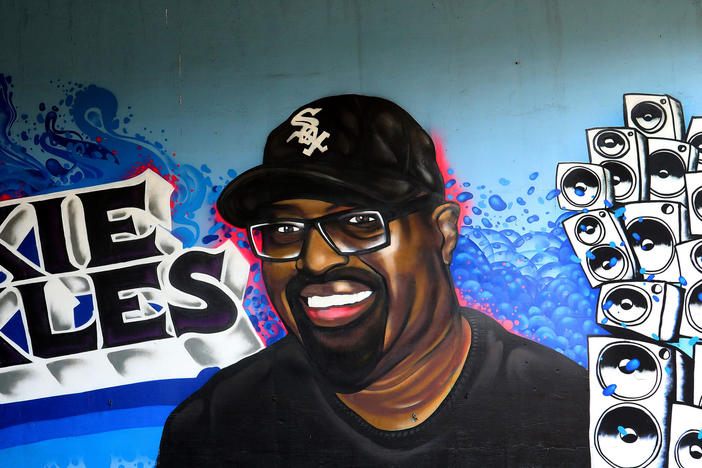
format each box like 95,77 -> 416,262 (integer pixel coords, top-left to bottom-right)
0,74 -> 628,466
158,94 -> 589,466
557,93 -> 702,467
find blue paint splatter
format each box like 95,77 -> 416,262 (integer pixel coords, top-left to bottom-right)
488,195 -> 507,211
602,300 -> 614,310
613,207 -> 626,218
499,178 -> 510,186
625,359 -> 640,372
603,384 -> 617,396
529,172 -> 539,180
545,189 -> 560,200
457,191 -> 473,202
680,276 -> 688,286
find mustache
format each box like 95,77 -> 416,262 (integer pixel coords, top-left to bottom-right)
285,267 -> 385,298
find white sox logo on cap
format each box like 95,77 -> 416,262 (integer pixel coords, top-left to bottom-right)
286,107 -> 330,156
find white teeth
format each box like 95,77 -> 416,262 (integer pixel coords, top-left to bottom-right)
306,290 -> 372,308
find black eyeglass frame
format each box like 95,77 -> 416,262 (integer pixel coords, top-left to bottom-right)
247,195 -> 440,262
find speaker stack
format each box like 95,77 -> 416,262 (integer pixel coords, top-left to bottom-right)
557,93 -> 702,467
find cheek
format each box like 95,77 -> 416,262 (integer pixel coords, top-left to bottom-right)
261,264 -> 300,335
360,218 -> 436,344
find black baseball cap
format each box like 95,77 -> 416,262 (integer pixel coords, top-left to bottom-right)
216,94 -> 446,227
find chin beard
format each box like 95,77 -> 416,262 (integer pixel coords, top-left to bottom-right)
285,267 -> 389,393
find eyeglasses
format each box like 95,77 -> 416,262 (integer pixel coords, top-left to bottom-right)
248,196 -> 437,261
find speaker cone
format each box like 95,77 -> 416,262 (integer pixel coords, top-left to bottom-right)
575,215 -> 605,245
595,404 -> 661,468
602,161 -> 636,200
675,430 -> 702,468
685,283 -> 702,333
625,218 -> 675,274
588,246 -> 629,282
691,243 -> 702,272
597,342 -> 661,400
631,102 -> 666,134
602,286 -> 651,326
692,188 -> 702,221
562,167 -> 601,207
648,150 -> 686,197
689,133 -> 702,152
595,130 -> 630,158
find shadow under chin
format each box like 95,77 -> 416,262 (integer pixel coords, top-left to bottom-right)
285,268 -> 389,392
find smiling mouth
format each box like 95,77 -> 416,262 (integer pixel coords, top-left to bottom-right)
299,281 -> 375,327
306,291 -> 373,308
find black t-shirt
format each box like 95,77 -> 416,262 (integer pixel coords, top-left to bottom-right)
158,308 -> 590,467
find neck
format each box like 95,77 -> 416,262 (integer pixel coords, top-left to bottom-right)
336,297 -> 471,431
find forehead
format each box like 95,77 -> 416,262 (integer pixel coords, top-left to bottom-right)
265,199 -> 356,219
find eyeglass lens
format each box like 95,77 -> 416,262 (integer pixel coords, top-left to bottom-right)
250,210 -> 388,259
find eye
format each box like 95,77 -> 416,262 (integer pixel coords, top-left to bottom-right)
275,224 -> 301,234
347,214 -> 378,225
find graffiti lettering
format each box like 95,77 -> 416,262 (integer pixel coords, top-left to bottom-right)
0,170 -> 262,403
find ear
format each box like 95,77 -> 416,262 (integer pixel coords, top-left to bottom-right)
432,202 -> 460,265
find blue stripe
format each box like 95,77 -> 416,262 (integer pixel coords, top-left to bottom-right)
0,367 -> 217,429
0,405 -> 173,449
0,426 -> 162,467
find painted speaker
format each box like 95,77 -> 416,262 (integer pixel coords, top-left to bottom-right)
587,127 -> 648,203
596,281 -> 681,342
556,162 -> 614,211
589,336 -> 693,468
622,202 -> 689,282
674,239 -> 702,338
684,172 -> 702,235
624,94 -> 685,140
686,116 -> 702,158
668,403 -> 702,468
646,139 -> 698,204
563,209 -> 636,287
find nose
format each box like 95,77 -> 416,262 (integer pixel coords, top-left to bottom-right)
296,226 -> 348,274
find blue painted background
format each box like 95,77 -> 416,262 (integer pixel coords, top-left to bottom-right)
1,0 -> 700,465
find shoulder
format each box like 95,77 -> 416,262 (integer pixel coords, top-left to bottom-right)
458,308 -> 590,464
463,307 -> 587,392
157,336 -> 305,466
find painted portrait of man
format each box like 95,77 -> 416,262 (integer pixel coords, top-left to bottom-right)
158,94 -> 590,467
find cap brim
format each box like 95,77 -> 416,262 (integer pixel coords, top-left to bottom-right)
216,163 -> 423,227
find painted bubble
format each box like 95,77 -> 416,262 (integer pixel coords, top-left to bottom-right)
488,194 -> 507,211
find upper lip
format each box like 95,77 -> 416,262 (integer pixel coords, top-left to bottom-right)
300,280 -> 371,298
